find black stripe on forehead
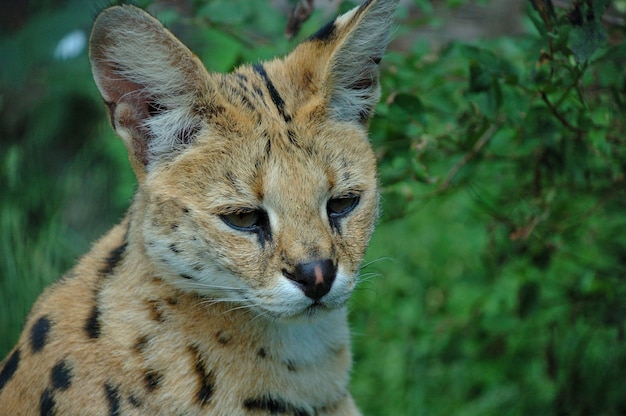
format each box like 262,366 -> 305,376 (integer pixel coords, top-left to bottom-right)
252,64 -> 292,123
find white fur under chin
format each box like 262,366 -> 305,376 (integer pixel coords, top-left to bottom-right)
268,307 -> 351,366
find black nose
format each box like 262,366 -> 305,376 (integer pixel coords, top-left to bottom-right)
283,259 -> 337,301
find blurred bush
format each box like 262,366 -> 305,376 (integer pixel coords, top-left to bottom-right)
1,0 -> 625,414
353,0 -> 626,414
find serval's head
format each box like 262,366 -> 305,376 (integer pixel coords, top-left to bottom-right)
89,0 -> 397,320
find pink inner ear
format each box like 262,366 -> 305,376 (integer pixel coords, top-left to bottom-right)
95,61 -> 154,166
113,97 -> 151,166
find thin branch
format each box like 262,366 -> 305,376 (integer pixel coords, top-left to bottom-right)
438,123 -> 499,191
540,91 -> 585,135
285,0 -> 315,39
560,184 -> 626,232
552,0 -> 625,27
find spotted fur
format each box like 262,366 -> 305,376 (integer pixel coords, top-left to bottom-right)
0,0 -> 398,414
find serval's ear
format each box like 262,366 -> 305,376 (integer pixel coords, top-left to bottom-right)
296,0 -> 398,124
89,5 -> 212,180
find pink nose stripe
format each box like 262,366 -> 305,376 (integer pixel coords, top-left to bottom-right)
314,264 -> 324,285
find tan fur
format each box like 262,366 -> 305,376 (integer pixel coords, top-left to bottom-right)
0,1 -> 397,414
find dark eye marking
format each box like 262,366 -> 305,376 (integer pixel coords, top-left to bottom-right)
220,208 -> 272,248
327,195 -> 360,218
221,210 -> 262,231
327,194 -> 360,232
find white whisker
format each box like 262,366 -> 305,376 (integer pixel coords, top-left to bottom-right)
358,272 -> 384,281
178,281 -> 243,291
221,303 -> 257,314
360,256 -> 395,270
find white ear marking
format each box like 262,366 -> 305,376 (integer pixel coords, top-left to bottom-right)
325,0 -> 399,124
89,5 -> 211,170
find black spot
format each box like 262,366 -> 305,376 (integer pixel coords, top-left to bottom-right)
128,394 -> 143,407
100,242 -> 127,275
144,370 -> 163,392
169,244 -> 181,254
287,129 -> 301,148
216,330 -> 230,345
237,81 -> 250,94
166,297 -> 179,306
252,64 -> 292,123
257,348 -> 267,359
105,382 -> 121,416
134,335 -> 150,353
308,18 -> 336,41
238,93 -> 256,112
253,86 -> 265,99
189,345 -> 215,407
286,360 -> 297,372
225,171 -> 238,187
371,56 -> 382,65
30,315 -> 52,353
85,306 -> 101,339
50,360 -> 72,391
0,349 -> 20,393
243,395 -> 311,416
196,371 -> 214,406
265,138 -> 272,157
181,274 -> 194,280
40,388 -> 56,416
145,300 -> 166,323
232,77 -> 252,96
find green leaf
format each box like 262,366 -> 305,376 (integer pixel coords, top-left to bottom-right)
528,7 -> 549,36
593,43 -> 626,63
197,0 -> 253,24
392,93 -> 427,126
469,62 -> 491,93
459,44 -> 518,88
410,158 -> 431,183
154,9 -> 180,26
567,21 -> 608,64
198,30 -> 244,72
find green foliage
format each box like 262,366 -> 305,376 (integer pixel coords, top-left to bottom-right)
1,0 -> 625,415
0,0 -> 135,347
354,0 -> 626,414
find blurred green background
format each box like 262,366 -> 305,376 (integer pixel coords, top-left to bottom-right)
1,0 -> 625,414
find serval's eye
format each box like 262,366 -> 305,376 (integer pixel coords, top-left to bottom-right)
221,210 -> 261,231
327,195 -> 360,219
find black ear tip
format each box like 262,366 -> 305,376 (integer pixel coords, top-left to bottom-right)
308,18 -> 337,42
